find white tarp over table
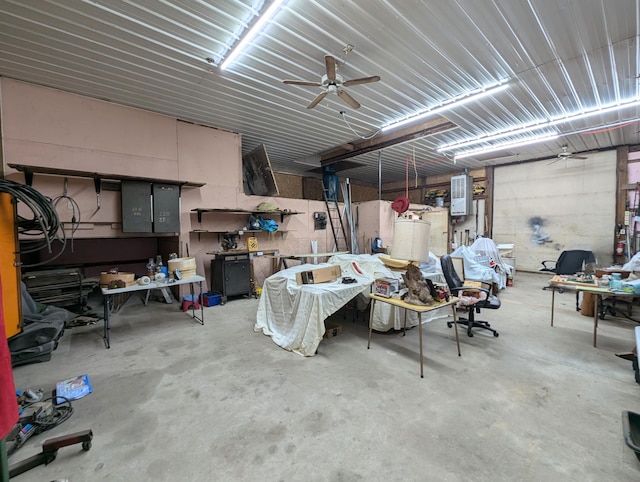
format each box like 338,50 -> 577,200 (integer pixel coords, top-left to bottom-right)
255,253 -> 452,356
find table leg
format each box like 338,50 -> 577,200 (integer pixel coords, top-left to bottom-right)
198,280 -> 204,325
103,294 -> 111,349
550,286 -> 556,327
418,313 -> 424,378
402,308 -> 407,336
367,299 -> 376,349
593,294 -> 599,347
189,282 -> 195,316
451,305 -> 461,356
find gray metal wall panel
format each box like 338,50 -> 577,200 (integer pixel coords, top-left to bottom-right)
121,181 -> 152,233
152,183 -> 180,233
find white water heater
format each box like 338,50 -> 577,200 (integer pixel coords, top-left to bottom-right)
450,174 -> 473,216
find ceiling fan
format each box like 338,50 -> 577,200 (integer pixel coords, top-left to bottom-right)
283,55 -> 380,109
548,145 -> 588,164
557,145 -> 588,160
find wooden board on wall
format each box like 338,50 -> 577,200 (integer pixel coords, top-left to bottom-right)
423,209 -> 449,256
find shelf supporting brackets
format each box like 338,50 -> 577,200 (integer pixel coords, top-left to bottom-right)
23,168 -> 34,187
94,175 -> 102,210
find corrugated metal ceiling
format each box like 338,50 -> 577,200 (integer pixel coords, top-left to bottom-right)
0,0 -> 639,185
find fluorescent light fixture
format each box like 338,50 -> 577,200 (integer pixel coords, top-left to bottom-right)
220,0 -> 285,70
454,134 -> 559,160
380,83 -> 508,133
439,97 -> 640,152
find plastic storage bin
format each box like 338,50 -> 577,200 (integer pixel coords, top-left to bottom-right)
200,292 -> 222,307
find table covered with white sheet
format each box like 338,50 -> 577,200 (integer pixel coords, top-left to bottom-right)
254,254 -> 451,356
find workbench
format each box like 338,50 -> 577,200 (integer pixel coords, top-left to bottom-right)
101,275 -> 205,348
549,275 -> 640,347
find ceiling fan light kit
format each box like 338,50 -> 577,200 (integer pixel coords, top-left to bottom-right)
283,54 -> 380,109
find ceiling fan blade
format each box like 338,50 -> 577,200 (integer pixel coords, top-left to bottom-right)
343,75 -> 381,87
307,91 -> 328,109
337,89 -> 360,109
283,80 -> 322,87
325,55 -> 336,81
573,155 -> 588,160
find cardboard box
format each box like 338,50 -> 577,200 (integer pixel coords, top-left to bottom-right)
295,265 -> 342,285
373,277 -> 399,297
324,321 -> 342,338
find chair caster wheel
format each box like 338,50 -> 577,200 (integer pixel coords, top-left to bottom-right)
82,441 -> 92,451
447,322 -> 453,328
494,332 -> 499,337
467,332 -> 474,337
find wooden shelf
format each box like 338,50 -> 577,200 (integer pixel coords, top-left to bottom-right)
192,208 -> 303,223
9,164 -> 206,188
191,229 -> 287,236
190,229 -> 289,241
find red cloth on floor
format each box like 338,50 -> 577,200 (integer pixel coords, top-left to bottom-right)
0,274 -> 18,438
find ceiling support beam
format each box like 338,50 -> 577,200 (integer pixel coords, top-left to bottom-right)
320,117 -> 457,166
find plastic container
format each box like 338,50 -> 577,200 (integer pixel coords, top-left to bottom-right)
200,292 -> 221,307
610,273 -> 623,291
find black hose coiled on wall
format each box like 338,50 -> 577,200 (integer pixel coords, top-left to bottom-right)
0,179 -> 64,259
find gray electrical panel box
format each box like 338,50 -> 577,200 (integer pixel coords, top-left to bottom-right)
450,174 -> 473,216
121,181 -> 152,233
152,184 -> 180,233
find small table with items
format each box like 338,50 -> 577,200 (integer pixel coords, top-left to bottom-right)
367,294 -> 461,378
549,275 -> 639,347
101,275 -> 205,348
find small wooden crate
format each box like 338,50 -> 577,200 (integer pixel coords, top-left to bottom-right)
99,272 -> 136,288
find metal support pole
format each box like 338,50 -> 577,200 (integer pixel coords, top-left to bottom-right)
377,151 -> 382,200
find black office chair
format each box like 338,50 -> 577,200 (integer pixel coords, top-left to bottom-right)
540,249 -> 596,275
540,250 -> 596,294
440,254 -> 500,338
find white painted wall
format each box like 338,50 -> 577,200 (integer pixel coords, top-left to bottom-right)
492,151 -> 617,272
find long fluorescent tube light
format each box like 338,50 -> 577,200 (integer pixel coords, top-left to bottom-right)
220,0 -> 285,70
454,134 -> 559,160
439,97 -> 640,152
381,83 -> 508,133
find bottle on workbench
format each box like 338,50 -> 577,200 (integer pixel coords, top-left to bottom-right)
147,258 -> 156,277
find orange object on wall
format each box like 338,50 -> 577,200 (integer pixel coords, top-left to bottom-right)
0,193 -> 21,338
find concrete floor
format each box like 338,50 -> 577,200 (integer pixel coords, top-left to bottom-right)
9,271 -> 640,481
